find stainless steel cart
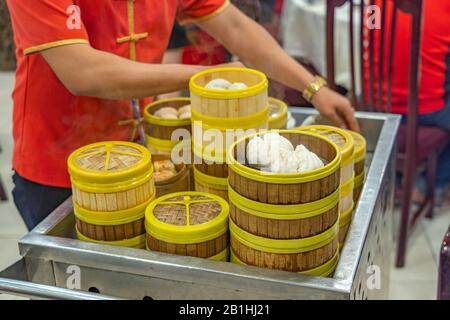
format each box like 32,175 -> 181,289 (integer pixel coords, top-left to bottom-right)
0,108 -> 400,300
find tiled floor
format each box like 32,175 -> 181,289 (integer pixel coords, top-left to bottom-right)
0,71 -> 449,300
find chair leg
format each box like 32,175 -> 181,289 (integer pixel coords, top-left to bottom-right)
0,175 -> 7,202
396,159 -> 417,268
425,152 -> 438,219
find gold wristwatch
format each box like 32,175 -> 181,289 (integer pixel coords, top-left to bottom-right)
302,76 -> 328,103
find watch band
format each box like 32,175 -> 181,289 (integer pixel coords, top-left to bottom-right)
303,76 -> 328,103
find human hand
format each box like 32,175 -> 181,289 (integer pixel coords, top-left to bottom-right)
311,87 -> 360,132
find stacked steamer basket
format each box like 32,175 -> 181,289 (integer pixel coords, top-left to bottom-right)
268,97 -> 288,130
189,68 -> 269,201
153,154 -> 190,197
349,131 -> 367,204
297,125 -> 355,248
145,192 -> 229,261
144,98 -> 194,190
68,142 -> 155,248
228,130 -> 342,276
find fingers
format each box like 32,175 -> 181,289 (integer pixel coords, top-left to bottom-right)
338,104 -> 360,132
323,109 -> 347,129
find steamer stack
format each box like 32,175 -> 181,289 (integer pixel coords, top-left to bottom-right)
68,141 -> 155,248
189,68 -> 270,201
227,130 -> 342,276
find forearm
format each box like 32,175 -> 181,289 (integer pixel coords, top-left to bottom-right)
42,44 -> 206,100
199,6 -> 315,92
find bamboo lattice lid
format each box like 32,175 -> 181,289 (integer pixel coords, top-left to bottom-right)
145,192 -> 229,244
298,125 -> 354,165
68,141 -> 153,184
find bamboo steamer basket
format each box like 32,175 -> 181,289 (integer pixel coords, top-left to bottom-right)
189,67 -> 269,118
297,125 -> 355,184
339,173 -> 354,214
153,154 -> 190,197
230,219 -> 339,272
144,98 -> 191,155
228,185 -> 339,239
74,194 -> 153,241
68,141 -> 155,212
348,130 -> 366,177
193,165 -> 229,201
268,97 -> 288,130
354,171 -> 365,203
339,201 -> 355,248
145,192 -> 229,259
230,248 -> 339,277
76,229 -> 146,249
228,130 -> 342,205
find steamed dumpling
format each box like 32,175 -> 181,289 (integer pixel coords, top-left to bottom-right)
228,82 -> 248,90
294,144 -> 325,173
205,79 -> 231,90
246,136 -> 270,167
269,149 -> 299,173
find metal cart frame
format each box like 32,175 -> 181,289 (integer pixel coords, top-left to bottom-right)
0,108 -> 400,300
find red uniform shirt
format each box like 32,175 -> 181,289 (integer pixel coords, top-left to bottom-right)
370,0 -> 450,115
7,0 -> 229,188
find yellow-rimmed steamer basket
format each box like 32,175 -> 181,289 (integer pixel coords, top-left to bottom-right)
190,68 -> 270,200
268,97 -> 288,130
348,130 -> 367,203
145,192 -> 230,260
227,130 -> 341,273
297,126 -> 355,247
143,98 -> 192,155
153,154 -> 190,197
193,166 -> 229,201
68,141 -> 155,212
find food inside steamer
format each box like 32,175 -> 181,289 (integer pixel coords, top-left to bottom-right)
154,159 -> 178,182
153,105 -> 191,120
205,79 -> 249,90
246,132 -> 325,174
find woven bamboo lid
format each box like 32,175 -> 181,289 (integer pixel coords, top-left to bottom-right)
68,141 -> 152,184
348,130 -> 366,163
145,192 -> 229,244
297,125 -> 355,166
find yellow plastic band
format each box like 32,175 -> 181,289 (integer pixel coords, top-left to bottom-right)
209,247 -> 230,261
354,171 -> 365,188
76,227 -> 146,248
340,175 -> 355,198
228,185 -> 339,220
297,125 -> 355,167
193,166 -> 228,190
230,249 -> 338,277
73,192 -> 154,226
227,130 -> 341,184
230,219 -> 338,254
339,201 -> 355,227
348,131 -> 367,163
143,98 -> 191,127
189,67 -> 268,99
191,107 -> 269,130
145,192 -> 229,244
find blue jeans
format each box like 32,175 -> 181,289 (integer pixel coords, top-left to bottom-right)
12,172 -> 72,231
417,103 -> 450,188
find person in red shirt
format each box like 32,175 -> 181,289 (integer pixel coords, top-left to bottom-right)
374,0 -> 450,206
7,0 -> 358,230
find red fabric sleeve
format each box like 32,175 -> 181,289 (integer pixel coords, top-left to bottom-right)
177,0 -> 230,25
7,0 -> 89,55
